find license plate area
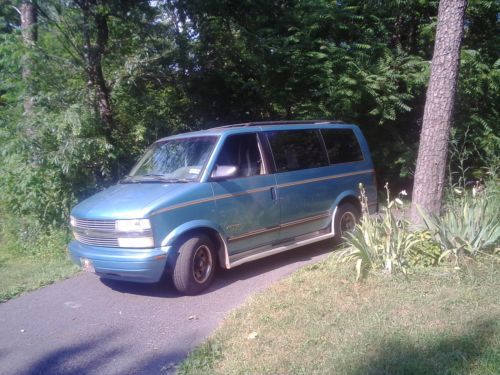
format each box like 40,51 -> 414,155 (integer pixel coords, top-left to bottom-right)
80,257 -> 95,273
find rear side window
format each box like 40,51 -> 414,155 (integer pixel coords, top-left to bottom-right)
267,130 -> 328,172
321,129 -> 363,164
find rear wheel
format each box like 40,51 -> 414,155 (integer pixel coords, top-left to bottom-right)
172,234 -> 216,295
334,203 -> 360,239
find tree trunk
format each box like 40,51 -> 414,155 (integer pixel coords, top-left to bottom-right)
410,0 -> 467,224
21,0 -> 37,118
80,0 -> 114,139
77,0 -> 118,179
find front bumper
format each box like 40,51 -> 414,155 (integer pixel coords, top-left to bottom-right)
68,240 -> 172,283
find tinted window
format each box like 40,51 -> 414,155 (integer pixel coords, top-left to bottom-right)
321,129 -> 363,164
267,130 -> 328,172
213,133 -> 263,178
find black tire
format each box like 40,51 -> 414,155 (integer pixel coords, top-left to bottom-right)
172,234 -> 216,295
334,203 -> 360,240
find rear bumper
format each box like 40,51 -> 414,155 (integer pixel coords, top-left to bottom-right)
68,240 -> 171,283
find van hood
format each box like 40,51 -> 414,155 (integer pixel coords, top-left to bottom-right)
71,182 -> 191,220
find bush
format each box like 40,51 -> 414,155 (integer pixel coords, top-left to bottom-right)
337,177 -> 499,280
0,105 -> 116,227
0,205 -> 71,259
337,183 -> 422,279
407,231 -> 442,267
419,180 -> 500,264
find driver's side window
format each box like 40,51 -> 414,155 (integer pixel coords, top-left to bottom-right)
213,133 -> 264,179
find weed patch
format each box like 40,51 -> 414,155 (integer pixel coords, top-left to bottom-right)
0,210 -> 79,302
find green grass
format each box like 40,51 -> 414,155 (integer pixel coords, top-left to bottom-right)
0,210 -> 80,302
180,256 -> 500,374
0,246 -> 79,303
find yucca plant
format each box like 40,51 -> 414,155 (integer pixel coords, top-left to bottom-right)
418,184 -> 500,263
337,183 -> 421,280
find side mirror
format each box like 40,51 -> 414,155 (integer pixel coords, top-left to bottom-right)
210,165 -> 238,180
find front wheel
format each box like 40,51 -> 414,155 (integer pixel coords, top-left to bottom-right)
172,234 -> 216,295
334,203 -> 360,240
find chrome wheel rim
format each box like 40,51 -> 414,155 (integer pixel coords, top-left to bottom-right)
192,245 -> 213,284
340,212 -> 356,234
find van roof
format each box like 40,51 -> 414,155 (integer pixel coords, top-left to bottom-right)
211,120 -> 345,128
156,120 -> 358,142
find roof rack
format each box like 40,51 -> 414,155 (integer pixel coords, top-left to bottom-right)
214,120 -> 345,129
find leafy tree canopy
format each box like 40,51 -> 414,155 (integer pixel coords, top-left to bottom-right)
0,0 -> 498,227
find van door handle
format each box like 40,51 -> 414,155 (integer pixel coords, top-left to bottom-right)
270,187 -> 277,201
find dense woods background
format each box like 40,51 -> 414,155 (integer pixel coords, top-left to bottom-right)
0,0 -> 498,235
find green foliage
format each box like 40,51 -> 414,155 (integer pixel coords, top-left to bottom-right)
0,202 -> 77,302
0,0 -> 498,248
419,182 -> 500,263
0,103 -> 114,224
452,49 -> 500,182
337,183 -> 421,279
0,212 -> 78,302
178,340 -> 223,374
407,231 -> 442,267
339,179 -> 499,279
0,204 -> 71,259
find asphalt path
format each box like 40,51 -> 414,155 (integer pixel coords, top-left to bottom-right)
0,239 -> 338,375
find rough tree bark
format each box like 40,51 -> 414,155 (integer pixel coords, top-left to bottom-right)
78,0 -> 114,140
410,0 -> 467,224
20,0 -> 37,118
77,0 -> 118,178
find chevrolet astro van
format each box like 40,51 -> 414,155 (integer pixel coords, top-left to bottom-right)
69,121 -> 377,294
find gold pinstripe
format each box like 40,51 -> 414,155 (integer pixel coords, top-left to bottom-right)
150,168 -> 374,216
227,211 -> 331,243
227,226 -> 280,242
277,169 -> 374,189
279,211 -> 331,228
150,196 -> 215,216
213,185 -> 272,200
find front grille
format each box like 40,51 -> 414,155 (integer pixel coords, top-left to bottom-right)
72,218 -> 116,232
71,217 -> 153,248
71,218 -> 119,247
74,232 -> 120,247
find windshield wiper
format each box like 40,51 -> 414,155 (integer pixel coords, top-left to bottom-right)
139,173 -> 173,182
162,178 -> 191,183
119,175 -> 139,184
134,174 -> 192,183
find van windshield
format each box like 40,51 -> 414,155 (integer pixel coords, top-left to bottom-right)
126,136 -> 218,182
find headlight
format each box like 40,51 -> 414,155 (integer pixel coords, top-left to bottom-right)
115,219 -> 151,232
117,237 -> 154,248
70,215 -> 76,227
116,219 -> 154,248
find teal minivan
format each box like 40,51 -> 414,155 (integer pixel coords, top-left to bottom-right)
69,121 -> 377,294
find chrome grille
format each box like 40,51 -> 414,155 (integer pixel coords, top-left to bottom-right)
72,218 -> 116,232
71,217 -> 153,248
71,218 -> 119,247
74,232 -> 119,247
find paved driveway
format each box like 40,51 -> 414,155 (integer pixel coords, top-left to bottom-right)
0,240 -> 337,375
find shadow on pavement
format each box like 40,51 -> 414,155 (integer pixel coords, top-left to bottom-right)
22,329 -> 124,375
101,239 -> 341,298
19,302 -> 498,375
21,328 -> 189,375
